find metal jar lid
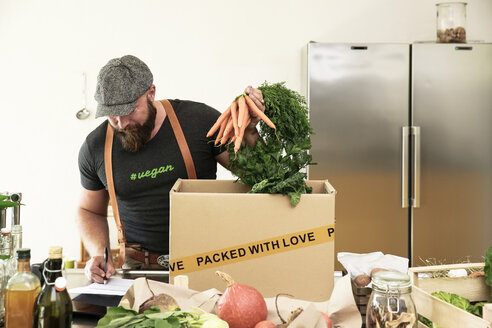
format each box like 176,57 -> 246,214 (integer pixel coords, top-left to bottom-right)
371,270 -> 412,293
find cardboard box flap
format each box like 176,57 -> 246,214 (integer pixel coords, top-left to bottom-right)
171,178 -> 335,195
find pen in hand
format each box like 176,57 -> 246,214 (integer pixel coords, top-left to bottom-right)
103,247 -> 108,285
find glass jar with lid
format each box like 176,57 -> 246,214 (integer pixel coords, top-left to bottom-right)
366,270 -> 417,328
0,228 -> 14,325
436,2 -> 467,43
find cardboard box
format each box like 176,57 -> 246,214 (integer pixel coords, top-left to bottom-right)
169,179 -> 336,301
409,263 -> 491,328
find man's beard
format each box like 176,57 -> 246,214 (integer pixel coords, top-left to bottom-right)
113,99 -> 157,152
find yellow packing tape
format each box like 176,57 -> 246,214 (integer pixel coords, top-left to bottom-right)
170,224 -> 335,274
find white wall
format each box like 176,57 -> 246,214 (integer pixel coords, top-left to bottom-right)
1,0 -> 491,263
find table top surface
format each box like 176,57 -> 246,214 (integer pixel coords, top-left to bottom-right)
67,269 -> 107,327
67,268 -> 169,327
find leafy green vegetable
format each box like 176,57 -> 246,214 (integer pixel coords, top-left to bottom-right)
418,315 -> 441,328
96,306 -> 228,328
96,306 -> 147,328
0,195 -> 24,209
485,246 -> 492,301
431,291 -> 485,317
421,291 -> 487,327
227,82 -> 314,206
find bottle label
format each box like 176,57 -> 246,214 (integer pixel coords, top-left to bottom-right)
54,277 -> 67,292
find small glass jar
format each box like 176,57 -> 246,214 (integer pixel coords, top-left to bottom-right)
0,245 -> 13,325
436,2 -> 467,43
366,270 -> 417,328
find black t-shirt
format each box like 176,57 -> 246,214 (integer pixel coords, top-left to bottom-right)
78,99 -> 225,254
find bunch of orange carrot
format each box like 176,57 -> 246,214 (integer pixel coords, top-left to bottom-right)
206,94 -> 276,153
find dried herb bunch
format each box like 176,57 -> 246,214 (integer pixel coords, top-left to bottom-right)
368,305 -> 416,328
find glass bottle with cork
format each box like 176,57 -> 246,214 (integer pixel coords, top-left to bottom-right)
6,225 -> 22,284
33,246 -> 73,327
11,225 -> 22,254
5,248 -> 41,328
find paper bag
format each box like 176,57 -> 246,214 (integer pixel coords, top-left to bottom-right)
119,275 -> 362,327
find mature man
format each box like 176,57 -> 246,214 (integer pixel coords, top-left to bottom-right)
77,55 -> 264,282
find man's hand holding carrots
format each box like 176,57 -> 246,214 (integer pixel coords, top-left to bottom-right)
242,85 -> 267,147
244,85 -> 266,128
206,85 -> 275,152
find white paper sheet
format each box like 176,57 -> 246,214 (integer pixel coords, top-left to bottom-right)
337,251 -> 409,278
68,278 -> 134,296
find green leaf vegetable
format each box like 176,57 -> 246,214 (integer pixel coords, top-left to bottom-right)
227,82 -> 315,206
0,194 -> 23,209
418,316 -> 440,328
485,246 -> 492,301
420,291 -> 486,327
96,306 -> 228,328
432,291 -> 484,316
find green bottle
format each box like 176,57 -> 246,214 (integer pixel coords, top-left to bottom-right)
33,246 -> 73,327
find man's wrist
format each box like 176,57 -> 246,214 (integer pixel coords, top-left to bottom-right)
243,128 -> 259,146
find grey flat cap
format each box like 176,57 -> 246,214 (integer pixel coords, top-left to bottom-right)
94,55 -> 153,118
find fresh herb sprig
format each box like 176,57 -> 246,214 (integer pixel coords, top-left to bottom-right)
0,195 -> 23,209
227,82 -> 314,206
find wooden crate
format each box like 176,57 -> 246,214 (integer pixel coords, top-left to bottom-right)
409,263 -> 491,328
351,280 -> 371,327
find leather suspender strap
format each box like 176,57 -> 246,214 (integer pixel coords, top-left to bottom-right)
103,99 -> 196,268
104,124 -> 126,268
160,99 -> 197,179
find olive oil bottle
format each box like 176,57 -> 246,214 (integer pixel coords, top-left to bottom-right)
33,246 -> 73,327
5,248 -> 41,328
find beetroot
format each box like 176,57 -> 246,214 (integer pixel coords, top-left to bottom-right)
216,271 -> 268,328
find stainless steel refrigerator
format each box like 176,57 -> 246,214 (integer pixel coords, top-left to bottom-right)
307,42 -> 492,269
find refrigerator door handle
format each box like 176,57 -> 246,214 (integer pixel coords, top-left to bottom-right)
411,126 -> 421,208
401,127 -> 410,208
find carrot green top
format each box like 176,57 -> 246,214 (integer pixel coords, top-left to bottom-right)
226,82 -> 313,206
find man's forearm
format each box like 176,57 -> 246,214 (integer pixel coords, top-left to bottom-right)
243,127 -> 259,147
77,208 -> 110,257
